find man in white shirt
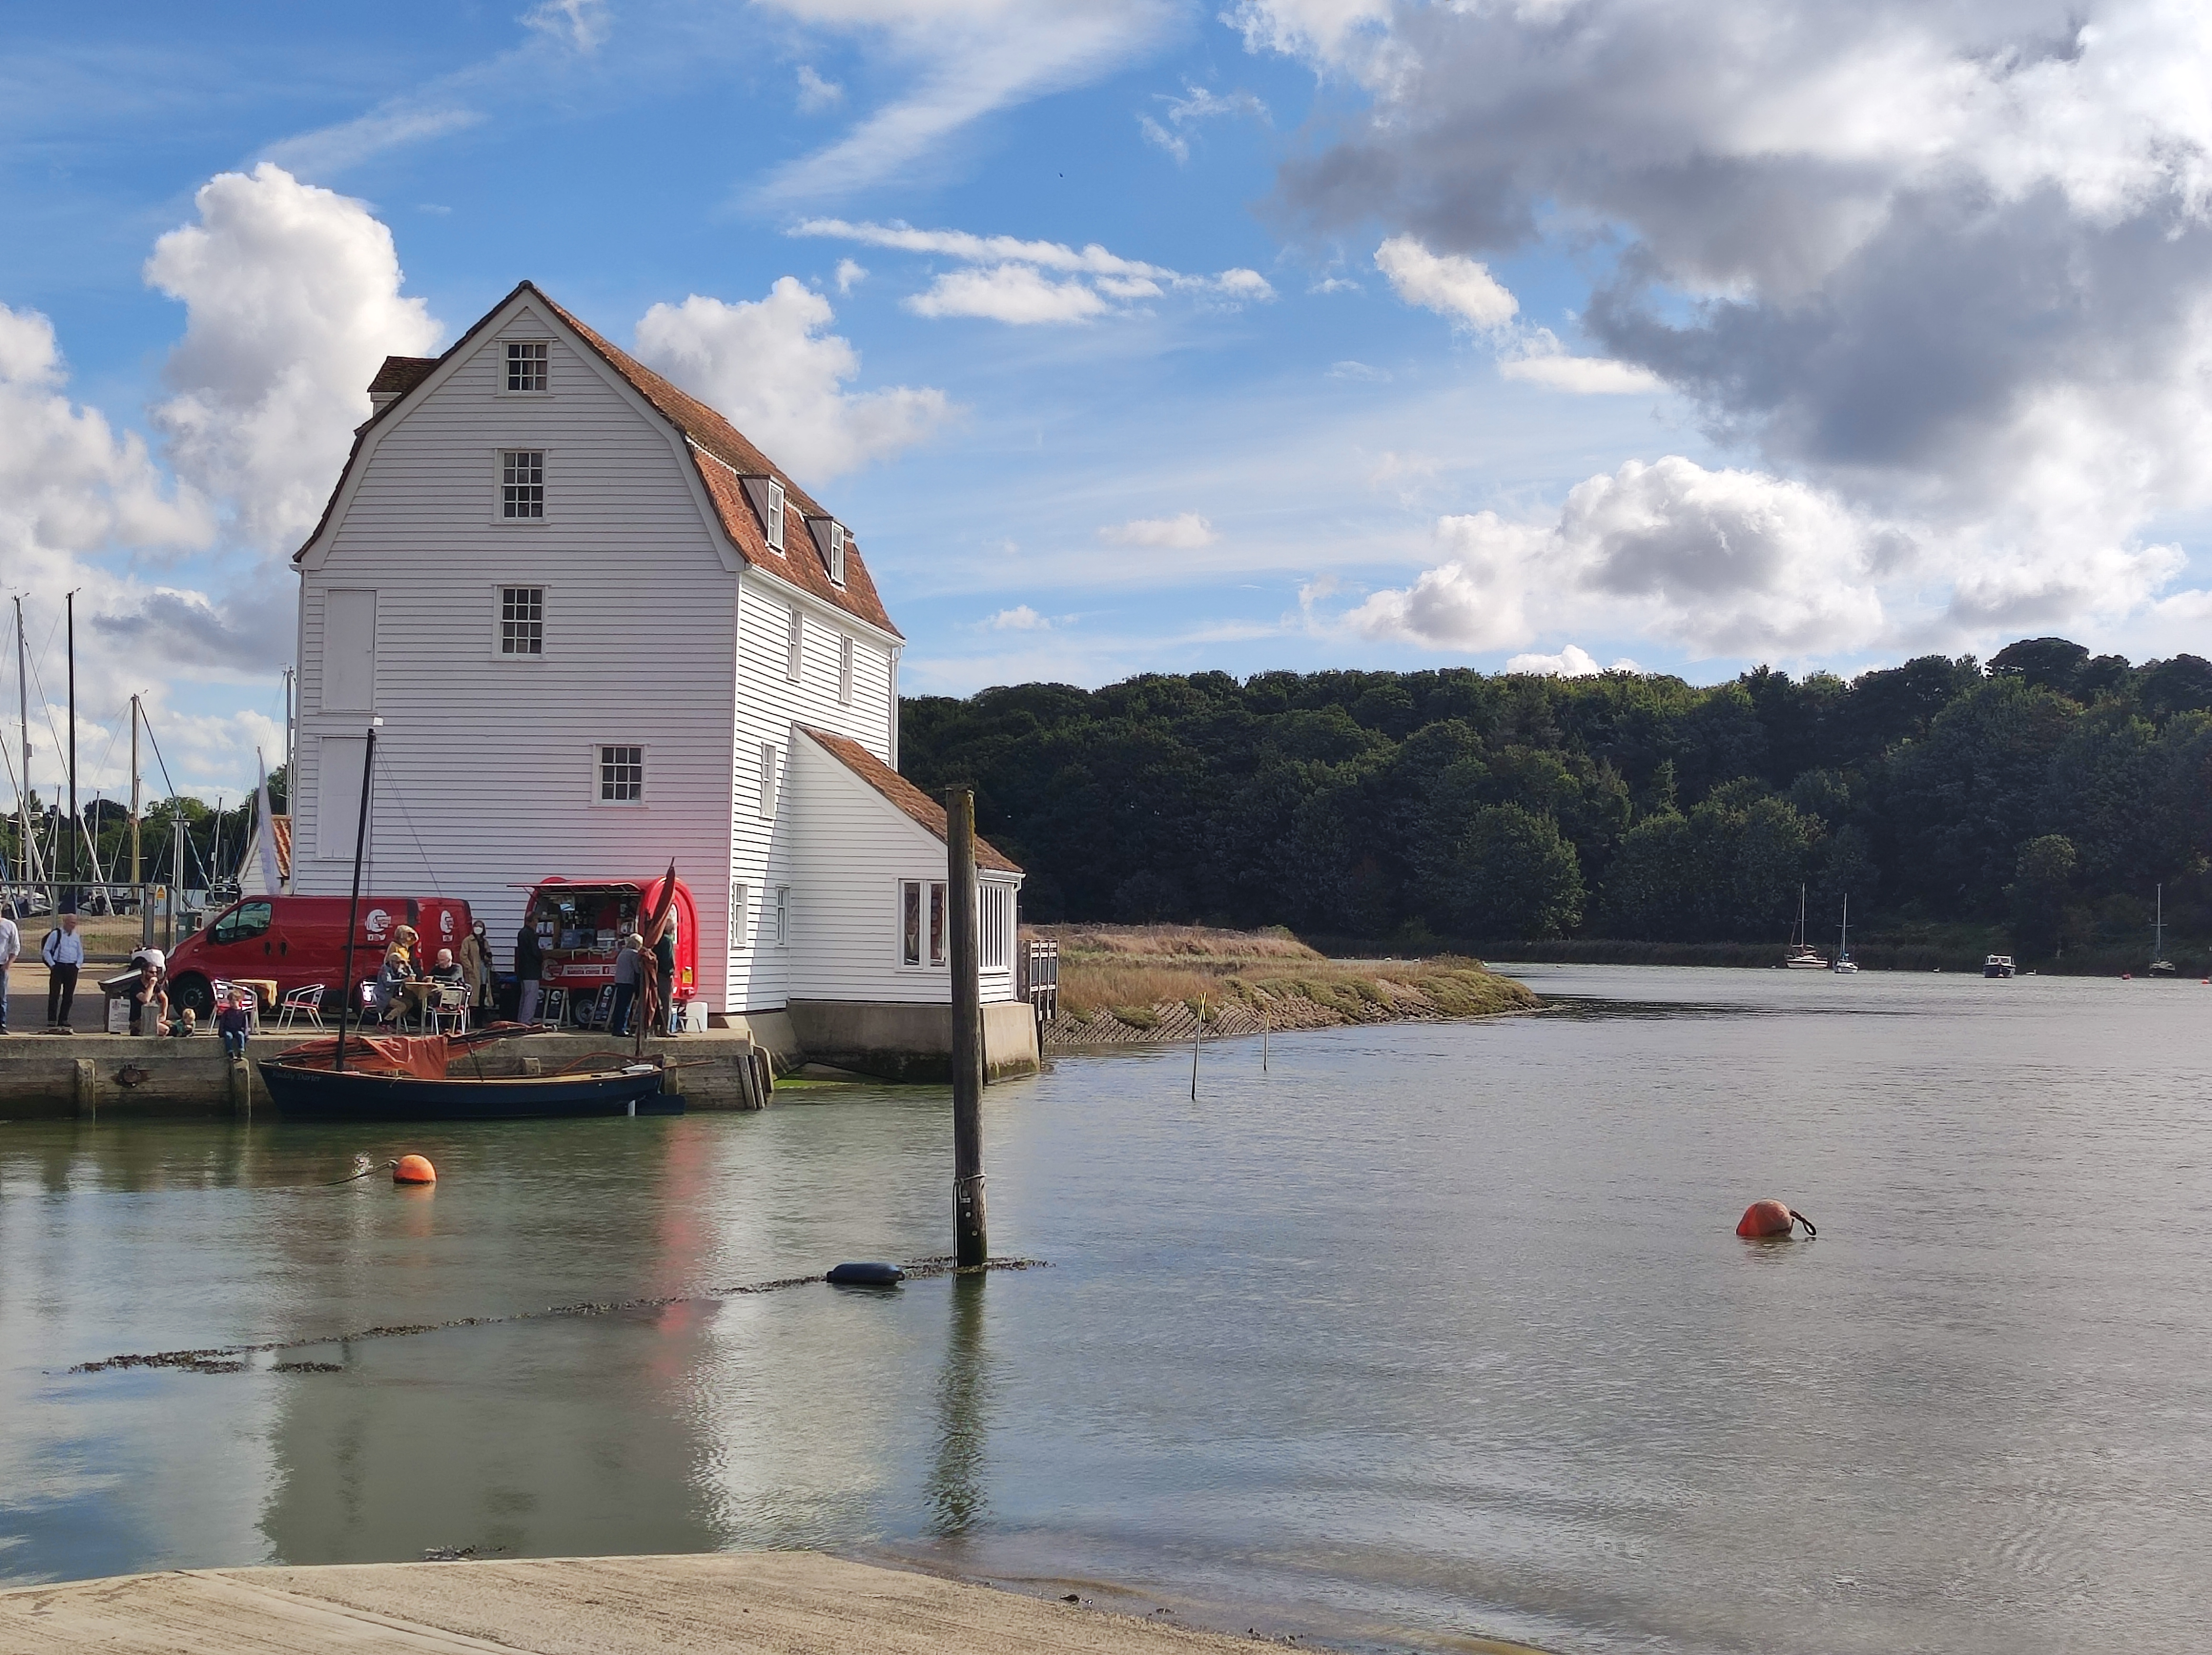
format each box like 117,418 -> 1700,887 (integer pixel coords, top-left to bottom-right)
0,906 -> 19,1035
43,912 -> 83,1033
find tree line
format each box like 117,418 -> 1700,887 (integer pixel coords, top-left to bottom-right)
899,638 -> 2212,960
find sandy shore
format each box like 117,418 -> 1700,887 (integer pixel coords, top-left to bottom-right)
0,1551 -> 1318,1653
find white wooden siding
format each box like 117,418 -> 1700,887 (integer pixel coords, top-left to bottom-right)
294,297 -> 740,1003
726,565 -> 896,1010
785,733 -> 1019,1005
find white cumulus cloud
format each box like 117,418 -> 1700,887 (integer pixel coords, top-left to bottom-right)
144,163 -> 441,551
1099,511 -> 1217,549
1504,645 -> 1604,677
633,280 -> 955,484
1374,235 -> 1516,331
1254,0 -> 2212,649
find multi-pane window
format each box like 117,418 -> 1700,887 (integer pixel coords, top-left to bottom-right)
502,450 -> 544,518
598,744 -> 642,802
766,479 -> 786,552
980,881 -> 1012,972
825,521 -> 846,586
729,883 -> 748,951
500,586 -> 543,654
775,886 -> 790,947
506,341 -> 548,391
758,742 -> 779,819
837,634 -> 854,705
901,880 -> 948,967
785,607 -> 803,683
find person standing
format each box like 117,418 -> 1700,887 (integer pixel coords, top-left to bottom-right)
43,912 -> 83,1033
653,920 -> 676,1036
0,907 -> 19,1035
461,920 -> 493,1014
610,933 -> 642,1036
515,918 -> 543,1025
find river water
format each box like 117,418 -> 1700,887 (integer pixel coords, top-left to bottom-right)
2,966 -> 2208,1653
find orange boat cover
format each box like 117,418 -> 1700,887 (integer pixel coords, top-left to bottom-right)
281,1034 -> 454,1081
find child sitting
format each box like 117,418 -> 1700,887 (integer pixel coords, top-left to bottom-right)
166,1006 -> 197,1038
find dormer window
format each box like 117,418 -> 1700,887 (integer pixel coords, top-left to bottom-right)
809,517 -> 847,586
506,341 -> 548,392
741,477 -> 787,553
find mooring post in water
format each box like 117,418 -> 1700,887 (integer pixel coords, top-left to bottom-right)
1262,1001 -> 1269,1072
1191,997 -> 1204,1100
333,720 -> 379,1075
946,787 -> 987,1268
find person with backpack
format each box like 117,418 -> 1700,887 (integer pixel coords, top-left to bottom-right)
42,913 -> 83,1032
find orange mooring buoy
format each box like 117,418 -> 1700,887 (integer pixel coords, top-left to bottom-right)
394,1154 -> 437,1185
1736,1199 -> 1815,1239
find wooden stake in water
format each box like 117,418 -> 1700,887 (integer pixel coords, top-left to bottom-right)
1262,1001 -> 1269,1073
945,787 -> 988,1268
1191,997 -> 1204,1100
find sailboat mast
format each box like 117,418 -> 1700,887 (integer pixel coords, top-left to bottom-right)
13,596 -> 27,896
334,720 -> 379,1075
65,590 -> 76,914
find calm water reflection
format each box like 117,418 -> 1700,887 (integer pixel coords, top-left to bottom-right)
3,966 -> 2210,1654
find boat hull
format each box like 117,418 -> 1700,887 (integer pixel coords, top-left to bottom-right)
256,1061 -> 676,1121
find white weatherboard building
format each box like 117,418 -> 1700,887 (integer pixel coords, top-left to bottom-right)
291,282 -> 1034,1076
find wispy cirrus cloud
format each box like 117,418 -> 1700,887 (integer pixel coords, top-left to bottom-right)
750,0 -> 1177,204
792,218 -> 1274,325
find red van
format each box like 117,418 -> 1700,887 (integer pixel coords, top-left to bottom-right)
522,875 -> 697,1020
166,895 -> 475,1018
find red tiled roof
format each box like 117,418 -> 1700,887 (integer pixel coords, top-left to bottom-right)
799,727 -> 1021,874
298,283 -> 901,639
271,814 -> 292,880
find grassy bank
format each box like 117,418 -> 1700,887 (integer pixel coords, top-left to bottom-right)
1035,924 -> 1536,1044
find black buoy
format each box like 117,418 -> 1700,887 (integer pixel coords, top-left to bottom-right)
826,1261 -> 904,1287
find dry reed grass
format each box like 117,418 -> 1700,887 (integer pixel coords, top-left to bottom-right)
1028,922 -> 1322,964
1050,936 -> 1529,1022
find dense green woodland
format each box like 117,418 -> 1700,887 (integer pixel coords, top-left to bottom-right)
900,638 -> 2212,962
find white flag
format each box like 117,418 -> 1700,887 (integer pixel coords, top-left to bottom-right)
255,749 -> 283,894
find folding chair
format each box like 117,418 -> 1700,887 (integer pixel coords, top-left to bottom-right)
430,984 -> 470,1034
276,982 -> 325,1031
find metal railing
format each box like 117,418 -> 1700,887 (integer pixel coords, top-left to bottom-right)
1019,938 -> 1059,1027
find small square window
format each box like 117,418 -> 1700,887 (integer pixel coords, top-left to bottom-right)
502,450 -> 544,519
506,341 -> 547,392
598,744 -> 642,802
500,586 -> 543,654
837,635 -> 854,705
785,608 -> 803,684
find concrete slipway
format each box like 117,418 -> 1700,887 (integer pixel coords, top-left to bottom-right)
0,1553 -> 1301,1653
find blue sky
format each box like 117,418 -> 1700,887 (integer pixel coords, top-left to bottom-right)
5,0 -> 2211,801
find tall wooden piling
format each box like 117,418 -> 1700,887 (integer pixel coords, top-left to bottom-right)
946,787 -> 987,1268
